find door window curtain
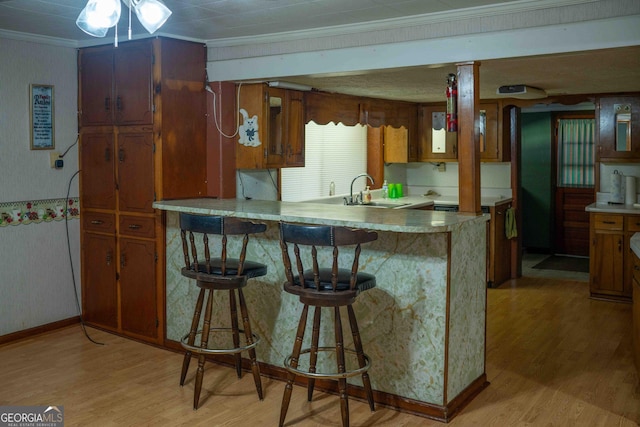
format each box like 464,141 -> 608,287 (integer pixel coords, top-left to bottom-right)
557,119 -> 595,187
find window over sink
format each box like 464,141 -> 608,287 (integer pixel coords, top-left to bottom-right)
281,122 -> 367,202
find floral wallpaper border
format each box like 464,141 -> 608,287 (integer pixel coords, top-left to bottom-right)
0,198 -> 80,227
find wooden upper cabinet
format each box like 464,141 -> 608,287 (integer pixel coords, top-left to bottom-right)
80,130 -> 116,210
596,95 -> 640,161
79,48 -> 113,127
113,42 -> 153,125
418,104 -> 458,162
480,101 -> 509,162
117,130 -> 155,213
236,83 -> 306,169
79,40 -> 153,127
383,126 -> 409,163
418,101 -> 507,162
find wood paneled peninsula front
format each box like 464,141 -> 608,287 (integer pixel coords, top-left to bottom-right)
154,198 -> 490,422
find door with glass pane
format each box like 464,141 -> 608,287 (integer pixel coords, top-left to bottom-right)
554,114 -> 595,256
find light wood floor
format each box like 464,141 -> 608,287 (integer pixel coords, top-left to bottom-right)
1,275 -> 639,426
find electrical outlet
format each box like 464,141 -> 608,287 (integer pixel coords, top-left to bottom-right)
49,151 -> 61,168
438,162 -> 446,172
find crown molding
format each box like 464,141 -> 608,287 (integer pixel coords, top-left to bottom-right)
0,28 -> 78,48
205,0 -> 599,48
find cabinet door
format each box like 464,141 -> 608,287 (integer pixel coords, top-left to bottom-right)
285,89 -> 305,167
82,232 -> 117,329
597,96 -> 640,160
479,102 -> 501,161
491,203 -> 512,286
119,237 -> 158,339
418,105 -> 457,162
383,126 -> 408,163
117,131 -> 155,213
114,41 -> 153,125
80,131 -> 116,210
266,87 -> 286,168
590,231 -> 625,296
79,48 -> 114,127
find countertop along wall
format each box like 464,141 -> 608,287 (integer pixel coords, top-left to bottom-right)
0,35 -> 80,337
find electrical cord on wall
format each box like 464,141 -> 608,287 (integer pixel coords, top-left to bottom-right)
65,170 -> 104,346
206,78 -> 243,139
59,135 -> 78,159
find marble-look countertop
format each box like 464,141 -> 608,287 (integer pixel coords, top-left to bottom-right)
153,198 -> 489,233
586,202 -> 640,214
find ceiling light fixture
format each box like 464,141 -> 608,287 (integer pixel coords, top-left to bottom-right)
76,0 -> 172,39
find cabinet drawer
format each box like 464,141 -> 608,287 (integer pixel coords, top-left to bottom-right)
83,212 -> 115,233
593,214 -> 623,230
626,216 -> 640,232
119,215 -> 156,239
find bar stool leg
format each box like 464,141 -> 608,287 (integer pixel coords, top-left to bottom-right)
229,289 -> 243,378
181,288 -> 206,386
194,290 -> 215,410
238,288 -> 264,400
334,306 -> 349,427
279,304 -> 310,427
348,305 -> 374,412
307,307 -> 322,401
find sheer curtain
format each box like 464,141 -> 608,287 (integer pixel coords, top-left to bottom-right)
281,122 -> 367,202
557,119 -> 595,187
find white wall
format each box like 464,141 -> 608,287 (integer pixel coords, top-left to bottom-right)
0,36 -> 80,336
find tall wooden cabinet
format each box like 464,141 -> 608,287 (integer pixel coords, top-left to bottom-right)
79,38 -> 207,344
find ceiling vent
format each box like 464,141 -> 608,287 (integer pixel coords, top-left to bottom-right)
496,85 -> 547,99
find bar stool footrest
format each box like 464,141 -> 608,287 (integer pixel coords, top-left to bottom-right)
181,328 -> 260,355
284,346 -> 371,379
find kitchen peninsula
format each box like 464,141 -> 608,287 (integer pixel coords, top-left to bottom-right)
154,198 -> 490,421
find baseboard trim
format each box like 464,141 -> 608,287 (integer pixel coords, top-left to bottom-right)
165,338 -> 488,422
0,316 -> 80,346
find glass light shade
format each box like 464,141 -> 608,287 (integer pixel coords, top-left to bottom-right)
134,0 -> 172,34
76,0 -> 121,37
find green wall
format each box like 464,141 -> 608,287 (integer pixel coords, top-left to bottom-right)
521,112 -> 552,251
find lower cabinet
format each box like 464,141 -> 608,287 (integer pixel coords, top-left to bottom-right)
488,201 -> 512,287
82,231 -> 117,329
589,213 -> 633,301
81,211 -> 160,343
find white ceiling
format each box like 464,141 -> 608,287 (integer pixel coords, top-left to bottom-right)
1,0 -> 639,103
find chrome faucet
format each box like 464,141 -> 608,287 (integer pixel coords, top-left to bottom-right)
345,173 -> 374,205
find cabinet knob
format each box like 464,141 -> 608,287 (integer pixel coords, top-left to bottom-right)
90,220 -> 104,225
128,224 -> 141,230
119,148 -> 125,162
106,250 -> 112,266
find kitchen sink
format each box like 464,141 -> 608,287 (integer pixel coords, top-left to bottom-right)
353,202 -> 410,208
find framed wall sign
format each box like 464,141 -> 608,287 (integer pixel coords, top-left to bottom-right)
30,84 -> 55,150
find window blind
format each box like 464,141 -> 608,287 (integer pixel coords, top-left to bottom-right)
281,122 -> 367,202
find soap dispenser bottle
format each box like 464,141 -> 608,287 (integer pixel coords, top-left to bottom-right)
382,180 -> 388,199
363,186 -> 372,204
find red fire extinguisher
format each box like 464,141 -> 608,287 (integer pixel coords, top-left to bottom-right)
446,73 -> 457,132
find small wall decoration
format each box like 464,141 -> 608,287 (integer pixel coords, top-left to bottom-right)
238,108 -> 261,147
30,84 -> 55,150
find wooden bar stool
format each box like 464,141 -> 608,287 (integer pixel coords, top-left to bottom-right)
178,213 -> 267,409
278,222 -> 378,427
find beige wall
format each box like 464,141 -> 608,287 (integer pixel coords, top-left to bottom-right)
0,36 -> 80,336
